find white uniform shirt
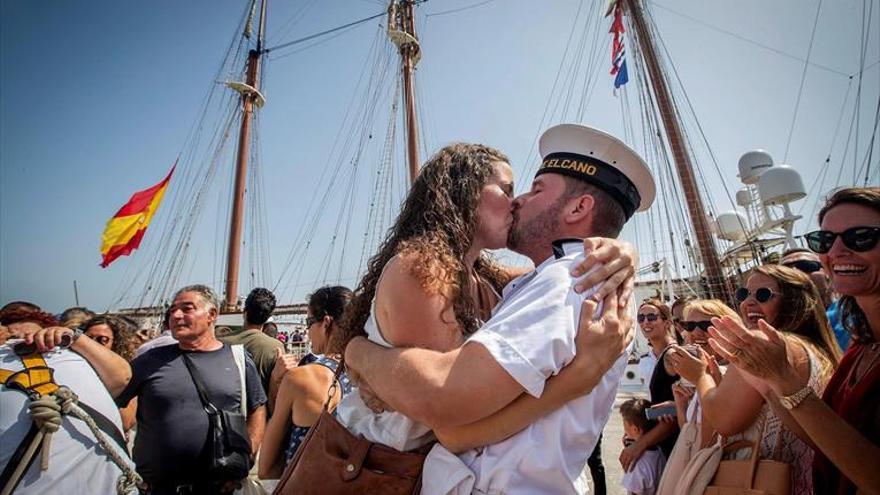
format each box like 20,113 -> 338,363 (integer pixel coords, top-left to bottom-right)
423,240 -> 628,494
0,345 -> 135,494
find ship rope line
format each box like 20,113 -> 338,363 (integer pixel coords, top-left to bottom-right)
629,10 -> 702,281
111,6 -> 396,313
265,0 -> 319,47
851,0 -> 873,184
783,0 -> 825,163
633,3 -> 736,293
652,2 -> 851,78
857,94 -> 879,185
110,5 -> 256,313
518,0 -> 593,186
316,29 -> 398,286
272,25 -> 398,302
800,77 -> 857,221
359,77 -> 402,276
107,3 -> 255,312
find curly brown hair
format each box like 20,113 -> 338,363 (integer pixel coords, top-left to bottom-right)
817,186 -> 880,344
84,314 -> 138,362
332,143 -> 511,353
750,264 -> 841,376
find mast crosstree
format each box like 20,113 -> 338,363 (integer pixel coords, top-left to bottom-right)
387,0 -> 421,185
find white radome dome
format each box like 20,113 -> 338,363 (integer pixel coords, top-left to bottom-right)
738,150 -> 774,185
758,165 -> 806,205
715,211 -> 749,241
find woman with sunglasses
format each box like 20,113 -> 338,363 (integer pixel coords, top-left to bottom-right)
83,314 -> 140,433
667,300 -> 738,431
259,285 -> 355,479
654,299 -> 738,495
670,264 -> 840,493
710,186 -> 880,494
620,299 -> 679,472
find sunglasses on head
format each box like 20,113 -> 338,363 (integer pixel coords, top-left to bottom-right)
782,259 -> 823,274
637,313 -> 662,323
735,287 -> 777,303
681,320 -> 713,332
804,226 -> 880,254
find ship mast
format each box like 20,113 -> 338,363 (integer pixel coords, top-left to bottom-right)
388,0 -> 421,184
622,0 -> 731,302
223,0 -> 268,312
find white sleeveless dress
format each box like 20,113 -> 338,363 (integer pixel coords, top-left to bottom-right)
335,287 -> 435,451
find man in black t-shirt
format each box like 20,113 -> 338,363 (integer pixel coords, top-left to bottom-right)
115,285 -> 267,494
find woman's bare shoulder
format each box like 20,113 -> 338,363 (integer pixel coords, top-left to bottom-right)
375,251 -> 461,350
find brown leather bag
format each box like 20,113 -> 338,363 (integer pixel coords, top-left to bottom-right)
704,422 -> 791,495
272,363 -> 431,495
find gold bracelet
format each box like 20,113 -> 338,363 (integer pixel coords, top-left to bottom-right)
778,385 -> 813,410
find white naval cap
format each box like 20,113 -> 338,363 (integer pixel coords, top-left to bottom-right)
537,123 -> 656,219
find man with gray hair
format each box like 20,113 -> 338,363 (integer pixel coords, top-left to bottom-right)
115,285 -> 267,494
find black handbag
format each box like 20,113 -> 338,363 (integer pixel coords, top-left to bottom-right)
181,353 -> 252,481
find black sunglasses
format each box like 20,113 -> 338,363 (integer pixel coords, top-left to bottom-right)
681,320 -> 713,332
637,313 -> 662,323
782,259 -> 823,274
735,287 -> 777,303
305,316 -> 322,327
804,227 -> 880,254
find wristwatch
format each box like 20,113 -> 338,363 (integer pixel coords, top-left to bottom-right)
779,385 -> 813,410
67,327 -> 85,347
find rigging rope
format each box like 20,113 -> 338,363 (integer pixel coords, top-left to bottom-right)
425,0 -> 496,17
783,0 -> 824,162
652,2 -> 849,78
264,12 -> 386,55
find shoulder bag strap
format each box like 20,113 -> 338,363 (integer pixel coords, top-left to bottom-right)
230,345 -> 247,416
181,353 -> 218,414
321,358 -> 347,412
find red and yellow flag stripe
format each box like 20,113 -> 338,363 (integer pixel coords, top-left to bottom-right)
100,163 -> 175,268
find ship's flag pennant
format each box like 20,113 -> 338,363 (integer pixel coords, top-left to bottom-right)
99,162 -> 175,268
608,2 -> 629,89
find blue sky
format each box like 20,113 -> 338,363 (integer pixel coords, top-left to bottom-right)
2,0 -> 878,312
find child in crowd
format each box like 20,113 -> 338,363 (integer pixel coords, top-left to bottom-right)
620,398 -> 667,495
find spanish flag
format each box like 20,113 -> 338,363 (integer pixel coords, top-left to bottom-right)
100,163 -> 175,268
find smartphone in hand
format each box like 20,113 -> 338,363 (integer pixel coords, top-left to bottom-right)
645,404 -> 677,420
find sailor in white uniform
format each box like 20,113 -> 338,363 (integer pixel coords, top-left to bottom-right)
345,123 -> 656,494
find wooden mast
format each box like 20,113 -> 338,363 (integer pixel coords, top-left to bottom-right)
389,0 -> 421,184
223,0 -> 268,312
622,0 -> 731,302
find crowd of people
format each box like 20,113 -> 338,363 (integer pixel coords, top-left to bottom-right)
0,123 -> 877,495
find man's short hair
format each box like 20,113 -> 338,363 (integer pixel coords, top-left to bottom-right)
1,301 -> 41,313
244,287 -> 276,325
560,177 -> 626,237
620,397 -> 657,432
59,307 -> 96,329
173,285 -> 219,312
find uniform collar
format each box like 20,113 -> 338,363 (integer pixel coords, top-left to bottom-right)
551,238 -> 585,259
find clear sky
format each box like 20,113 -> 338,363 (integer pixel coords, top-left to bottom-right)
2,0 -> 878,313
